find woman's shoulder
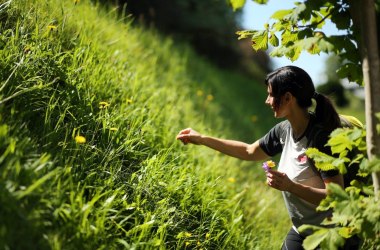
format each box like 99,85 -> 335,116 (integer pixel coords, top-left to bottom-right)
277,119 -> 291,129
274,120 -> 291,135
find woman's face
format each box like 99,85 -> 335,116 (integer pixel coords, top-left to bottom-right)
265,85 -> 287,118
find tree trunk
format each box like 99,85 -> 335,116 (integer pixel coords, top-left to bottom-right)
358,0 -> 380,196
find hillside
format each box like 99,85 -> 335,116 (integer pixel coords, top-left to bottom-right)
0,0 -> 289,249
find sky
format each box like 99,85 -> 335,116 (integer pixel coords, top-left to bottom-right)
241,0 -> 342,85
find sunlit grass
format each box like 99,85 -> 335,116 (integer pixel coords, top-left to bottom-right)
0,0 -> 288,249
336,91 -> 365,124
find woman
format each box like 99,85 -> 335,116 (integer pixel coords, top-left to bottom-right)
176,66 -> 357,249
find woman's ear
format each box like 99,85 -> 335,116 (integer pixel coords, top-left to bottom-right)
284,92 -> 292,102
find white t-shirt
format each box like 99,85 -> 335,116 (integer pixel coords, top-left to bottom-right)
259,116 -> 338,234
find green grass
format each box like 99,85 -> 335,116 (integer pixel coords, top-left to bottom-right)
0,0 -> 289,249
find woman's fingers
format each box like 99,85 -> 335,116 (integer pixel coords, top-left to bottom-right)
178,137 -> 189,145
176,128 -> 200,145
266,170 -> 291,191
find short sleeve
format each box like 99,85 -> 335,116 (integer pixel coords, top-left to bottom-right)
259,121 -> 287,157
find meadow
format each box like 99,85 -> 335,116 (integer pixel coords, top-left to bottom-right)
0,0 -> 291,249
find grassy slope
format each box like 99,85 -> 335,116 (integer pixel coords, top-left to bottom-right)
0,0 -> 289,249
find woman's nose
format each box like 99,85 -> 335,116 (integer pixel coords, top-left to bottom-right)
265,96 -> 270,104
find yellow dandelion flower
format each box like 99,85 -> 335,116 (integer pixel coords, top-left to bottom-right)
206,94 -> 214,101
266,160 -> 276,168
184,232 -> 192,237
197,241 -> 201,246
126,98 -> 133,104
205,233 -> 211,239
99,101 -> 110,109
47,25 -> 57,31
109,127 -> 118,131
196,90 -> 204,96
185,242 -> 190,246
262,160 -> 276,172
75,135 -> 86,144
227,177 -> 236,183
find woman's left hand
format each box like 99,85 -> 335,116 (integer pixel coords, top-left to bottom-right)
266,169 -> 294,192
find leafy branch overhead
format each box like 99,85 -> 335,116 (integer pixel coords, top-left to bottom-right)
230,0 -> 363,85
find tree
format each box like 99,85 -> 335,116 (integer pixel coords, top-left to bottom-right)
352,0 -> 380,198
230,0 -> 380,248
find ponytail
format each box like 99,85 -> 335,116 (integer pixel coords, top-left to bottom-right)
313,92 -> 341,132
265,66 -> 341,132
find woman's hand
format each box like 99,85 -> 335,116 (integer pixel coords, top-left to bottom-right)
266,169 -> 294,192
176,129 -> 269,161
176,128 -> 202,145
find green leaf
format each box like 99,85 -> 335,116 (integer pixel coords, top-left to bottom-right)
327,183 -> 349,199
306,0 -> 333,10
362,198 -> 380,225
269,46 -> 288,58
366,157 -> 380,173
348,128 -> 363,142
317,38 -> 335,53
330,9 -> 351,30
306,148 -> 338,171
290,3 -> 307,24
345,185 -> 361,196
269,32 -> 279,47
301,227 -> 329,250
251,30 -> 268,51
310,11 -> 325,29
303,37 -> 321,54
253,0 -> 268,3
297,28 -> 313,39
319,228 -> 345,250
328,35 -> 357,55
281,30 -> 298,45
348,154 -> 363,167
336,63 -> 363,86
273,21 -> 291,32
318,161 -> 337,171
271,9 -> 292,20
332,158 -> 348,174
236,30 -> 256,40
285,44 -> 301,61
328,129 -> 354,153
229,0 -> 246,11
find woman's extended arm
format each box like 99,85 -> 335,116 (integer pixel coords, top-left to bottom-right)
176,128 -> 269,161
266,170 -> 344,205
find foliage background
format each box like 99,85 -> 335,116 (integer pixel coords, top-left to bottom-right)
95,0 -> 273,76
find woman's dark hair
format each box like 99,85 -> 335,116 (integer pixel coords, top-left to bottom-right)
265,65 -> 341,132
